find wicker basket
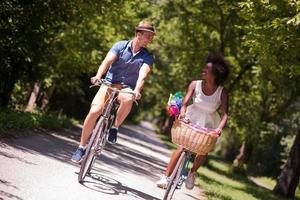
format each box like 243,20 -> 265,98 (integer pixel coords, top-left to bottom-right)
171,120 -> 218,155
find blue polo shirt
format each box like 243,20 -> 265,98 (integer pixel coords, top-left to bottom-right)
105,40 -> 154,89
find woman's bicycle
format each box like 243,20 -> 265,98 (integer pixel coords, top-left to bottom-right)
78,79 -> 135,183
163,120 -> 218,200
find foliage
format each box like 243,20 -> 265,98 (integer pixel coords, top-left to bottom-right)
141,0 -> 300,178
0,109 -> 73,138
0,0 -> 79,108
231,0 -> 300,176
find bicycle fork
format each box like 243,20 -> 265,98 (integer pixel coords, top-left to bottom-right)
177,152 -> 191,189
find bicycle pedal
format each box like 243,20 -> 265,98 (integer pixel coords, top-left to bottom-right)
176,185 -> 181,190
95,149 -> 102,155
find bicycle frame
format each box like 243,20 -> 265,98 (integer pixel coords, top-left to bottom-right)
93,88 -> 119,154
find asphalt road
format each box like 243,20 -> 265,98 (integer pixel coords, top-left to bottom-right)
0,122 -> 207,200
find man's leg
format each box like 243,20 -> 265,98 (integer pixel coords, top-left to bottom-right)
114,93 -> 134,127
79,105 -> 103,146
71,85 -> 108,163
107,90 -> 133,144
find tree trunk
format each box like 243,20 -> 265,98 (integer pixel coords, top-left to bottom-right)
0,59 -> 22,109
273,129 -> 300,198
0,77 -> 16,109
25,81 -> 41,112
233,140 -> 252,170
40,83 -> 56,111
162,115 -> 175,134
233,141 -> 246,168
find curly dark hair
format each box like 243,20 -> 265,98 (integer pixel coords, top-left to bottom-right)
206,53 -> 230,86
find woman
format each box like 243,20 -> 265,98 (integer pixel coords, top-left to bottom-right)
156,53 -> 230,189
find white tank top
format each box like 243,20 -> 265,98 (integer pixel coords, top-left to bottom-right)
185,80 -> 223,129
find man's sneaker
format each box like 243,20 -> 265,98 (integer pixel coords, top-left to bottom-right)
156,175 -> 169,189
185,172 -> 196,190
107,128 -> 118,144
71,147 -> 85,163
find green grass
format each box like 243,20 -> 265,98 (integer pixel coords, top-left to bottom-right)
196,156 -> 300,200
254,176 -> 300,198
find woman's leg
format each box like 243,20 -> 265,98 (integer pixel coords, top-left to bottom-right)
185,154 -> 207,189
190,154 -> 207,173
165,146 -> 184,176
157,146 -> 184,188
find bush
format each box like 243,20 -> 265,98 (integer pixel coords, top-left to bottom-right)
0,109 -> 73,138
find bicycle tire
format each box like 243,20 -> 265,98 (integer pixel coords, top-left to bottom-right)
78,117 -> 106,183
163,151 -> 186,200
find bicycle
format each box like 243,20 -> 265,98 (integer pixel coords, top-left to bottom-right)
163,119 -> 218,200
78,79 -> 136,183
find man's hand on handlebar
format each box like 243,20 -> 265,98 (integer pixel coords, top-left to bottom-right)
90,78 -> 138,104
133,90 -> 142,100
90,77 -> 102,85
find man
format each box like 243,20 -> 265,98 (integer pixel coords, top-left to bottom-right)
71,20 -> 155,163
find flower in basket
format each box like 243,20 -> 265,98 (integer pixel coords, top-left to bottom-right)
167,92 -> 183,117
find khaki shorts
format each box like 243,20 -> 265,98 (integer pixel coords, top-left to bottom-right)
91,84 -> 134,109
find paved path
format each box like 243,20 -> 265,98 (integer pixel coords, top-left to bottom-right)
0,122 -> 207,200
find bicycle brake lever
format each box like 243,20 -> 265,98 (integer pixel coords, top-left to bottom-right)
89,79 -> 103,88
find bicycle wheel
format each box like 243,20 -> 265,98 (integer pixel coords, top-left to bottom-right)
78,117 -> 106,183
163,151 -> 187,200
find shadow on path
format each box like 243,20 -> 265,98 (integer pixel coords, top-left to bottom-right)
0,190 -> 23,200
0,126 -> 83,167
96,141 -> 167,180
0,123 -> 170,199
81,171 -> 160,200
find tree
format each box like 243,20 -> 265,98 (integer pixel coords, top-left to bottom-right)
0,0 -> 76,108
274,130 -> 300,198
2,0 -> 154,113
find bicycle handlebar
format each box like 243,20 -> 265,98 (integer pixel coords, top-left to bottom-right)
90,79 -> 138,105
